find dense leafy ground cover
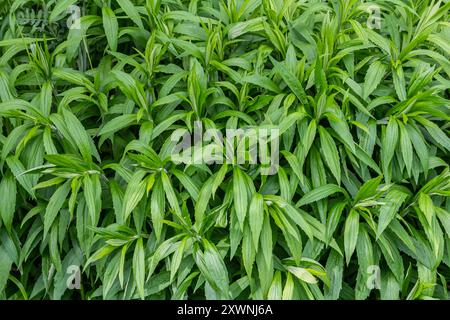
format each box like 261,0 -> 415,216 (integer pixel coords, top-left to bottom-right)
0,0 -> 449,300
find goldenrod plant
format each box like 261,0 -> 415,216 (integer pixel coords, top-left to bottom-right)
0,0 -> 449,300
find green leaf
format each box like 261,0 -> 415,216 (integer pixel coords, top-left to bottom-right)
363,60 -> 386,99
228,17 -> 265,39
286,266 -> 317,284
102,7 -> 119,52
326,201 -> 347,244
170,237 -> 187,282
148,178 -> 162,241
111,70 -> 148,110
49,0 -> 78,23
117,0 -> 144,29
122,171 -> 147,221
318,126 -> 341,184
297,184 -> 345,207
161,171 -> 183,219
44,180 -> 72,238
0,173 -> 16,232
249,193 -> 264,249
382,117 -> 399,181
392,64 -> 407,101
354,176 -> 382,203
406,124 -> 429,174
271,56 -> 307,104
84,174 -> 102,226
61,108 -> 99,162
326,107 -> 355,153
415,116 -> 450,152
196,240 -> 229,299
418,193 -> 434,226
344,209 -> 359,265
267,271 -> 282,299
233,167 -> 248,230
377,190 -> 409,237
84,245 -> 117,269
0,246 -> 13,293
398,122 -> 413,175
133,238 -> 145,300
171,170 -> 200,201
49,224 -> 62,272
98,114 -> 137,136
241,74 -> 281,94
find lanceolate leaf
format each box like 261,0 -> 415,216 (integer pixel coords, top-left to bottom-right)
43,180 -> 72,238
363,61 -> 386,100
344,210 -> 359,265
233,167 -> 249,231
249,193 -> 264,249
116,0 -> 143,29
0,246 -> 13,293
382,117 -> 399,182
377,190 -> 409,237
102,6 -> 119,52
133,238 -> 145,300
398,122 -> 413,175
0,173 -> 16,232
286,266 -> 318,284
196,241 -> 230,299
122,171 -> 147,221
297,184 -> 345,207
151,177 -> 165,241
318,126 -> 341,185
271,56 -> 307,104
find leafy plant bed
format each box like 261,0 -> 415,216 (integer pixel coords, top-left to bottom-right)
0,0 -> 449,300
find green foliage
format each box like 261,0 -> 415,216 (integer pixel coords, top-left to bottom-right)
0,0 -> 449,300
